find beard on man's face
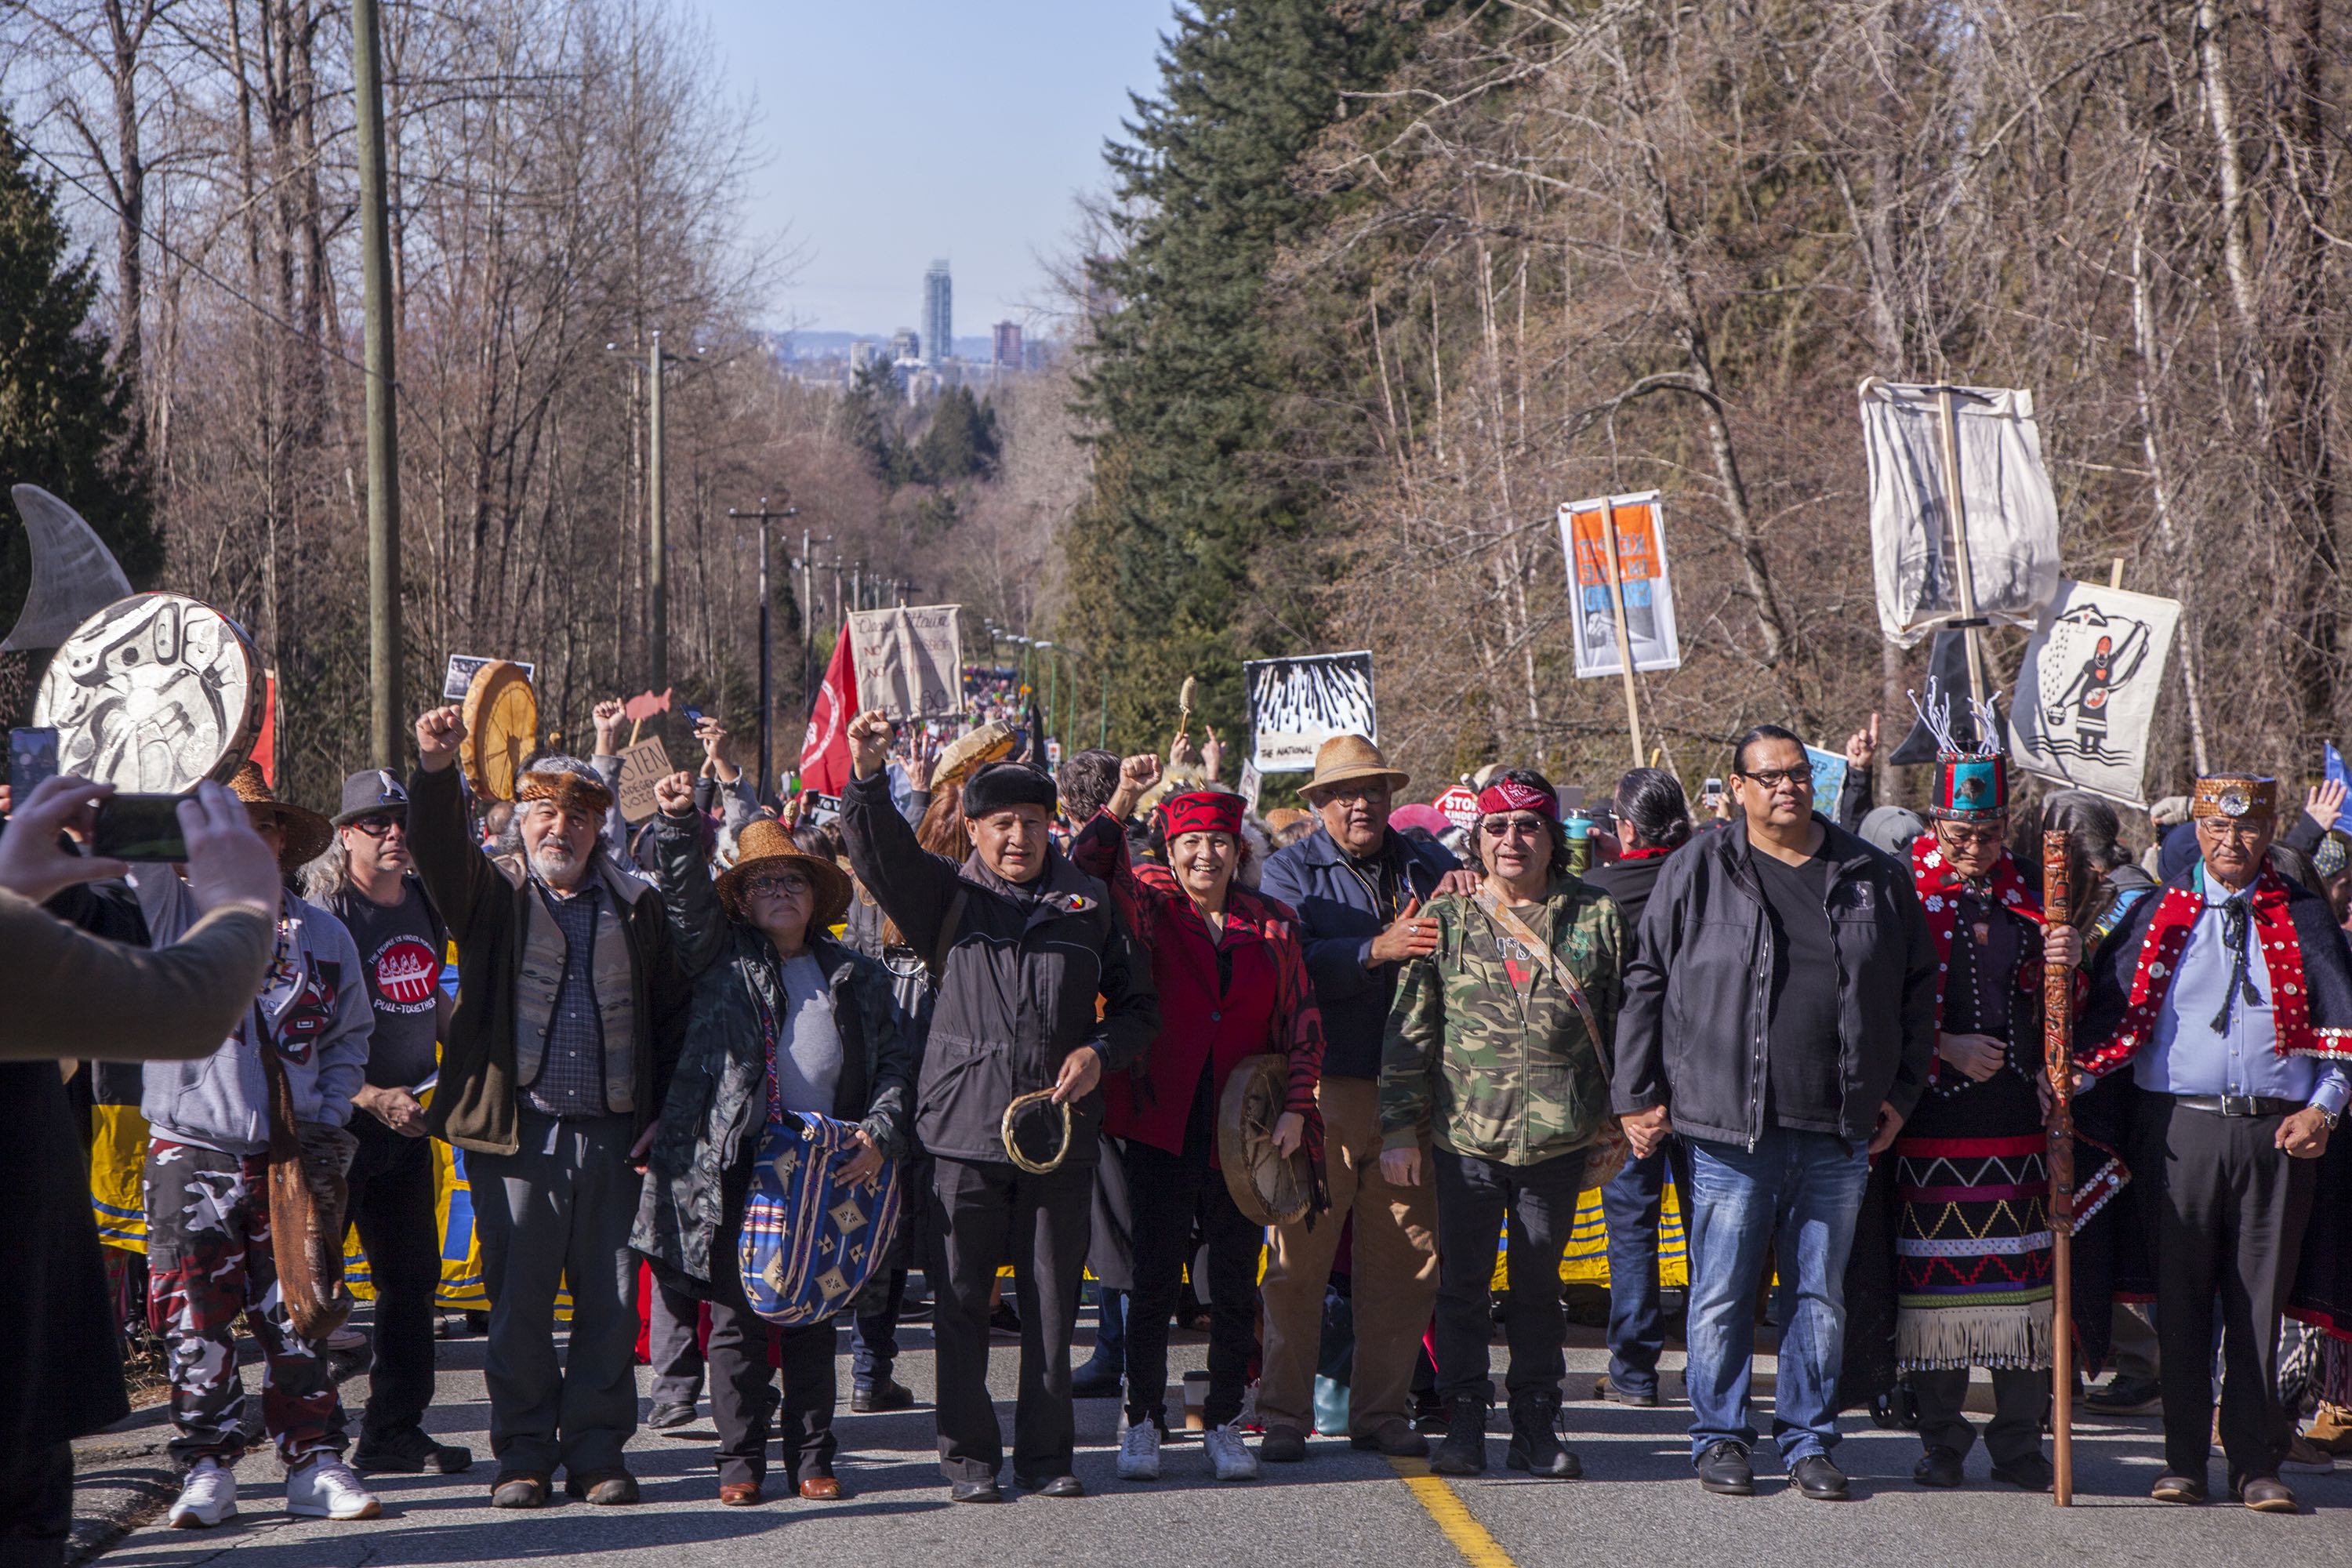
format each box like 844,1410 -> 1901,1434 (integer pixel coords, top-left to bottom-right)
530,838 -> 586,884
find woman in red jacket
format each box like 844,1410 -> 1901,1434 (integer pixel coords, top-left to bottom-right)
1070,754 -> 1326,1486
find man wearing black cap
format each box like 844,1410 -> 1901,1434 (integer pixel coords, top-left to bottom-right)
840,708 -> 1160,1504
316,770 -> 473,1477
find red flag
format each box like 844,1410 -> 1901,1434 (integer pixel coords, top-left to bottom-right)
252,670 -> 280,786
799,626 -> 858,796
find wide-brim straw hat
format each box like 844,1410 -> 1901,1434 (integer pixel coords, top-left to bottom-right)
227,760 -> 334,871
1305,733 -> 1409,797
931,720 -> 1017,791
715,816 -> 853,929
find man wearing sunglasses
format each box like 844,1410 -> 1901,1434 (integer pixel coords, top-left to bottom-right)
317,769 -> 471,1479
1614,724 -> 1936,1502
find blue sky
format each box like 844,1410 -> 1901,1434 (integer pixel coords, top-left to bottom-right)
699,0 -> 1177,338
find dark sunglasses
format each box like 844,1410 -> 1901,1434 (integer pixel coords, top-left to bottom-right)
346,813 -> 407,838
1480,814 -> 1550,840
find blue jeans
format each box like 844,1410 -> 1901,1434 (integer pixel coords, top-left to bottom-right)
1682,1127 -> 1871,1465
1600,1138 -> 1693,1399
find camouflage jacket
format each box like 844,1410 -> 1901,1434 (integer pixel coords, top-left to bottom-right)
1378,875 -> 1624,1167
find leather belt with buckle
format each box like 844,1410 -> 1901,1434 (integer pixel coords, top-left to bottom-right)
2170,1093 -> 2301,1117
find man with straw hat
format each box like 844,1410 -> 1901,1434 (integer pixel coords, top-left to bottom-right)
839,706 -> 1160,1504
1255,733 -> 1460,1464
128,763 -> 383,1528
407,706 -> 693,1510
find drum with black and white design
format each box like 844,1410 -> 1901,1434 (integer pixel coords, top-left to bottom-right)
33,593 -> 265,792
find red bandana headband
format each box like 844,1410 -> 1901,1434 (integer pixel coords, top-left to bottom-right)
1162,789 -> 1245,840
1476,779 -> 1558,820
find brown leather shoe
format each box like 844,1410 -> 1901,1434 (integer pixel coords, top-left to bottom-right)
490,1472 -> 550,1508
718,1481 -> 762,1506
564,1468 -> 641,1505
1349,1417 -> 1430,1458
797,1474 -> 844,1501
2236,1477 -> 2299,1514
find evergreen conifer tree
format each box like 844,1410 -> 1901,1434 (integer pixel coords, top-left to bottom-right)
0,111 -> 158,645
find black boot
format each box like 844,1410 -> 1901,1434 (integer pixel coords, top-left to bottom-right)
1505,1389 -> 1580,1479
1429,1396 -> 1488,1476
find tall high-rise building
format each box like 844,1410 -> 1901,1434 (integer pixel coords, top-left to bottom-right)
992,320 -> 1023,369
923,260 -> 953,367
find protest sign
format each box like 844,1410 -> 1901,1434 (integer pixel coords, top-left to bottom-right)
443,653 -> 533,702
1239,761 -> 1263,815
1559,492 -> 1683,678
1245,652 -> 1376,772
1434,785 -> 1481,833
615,736 -> 673,823
848,604 -> 964,720
1806,746 -> 1849,826
2005,580 -> 2180,807
1860,380 -> 2060,646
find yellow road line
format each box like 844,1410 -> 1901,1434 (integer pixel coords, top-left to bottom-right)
1386,1457 -> 1519,1568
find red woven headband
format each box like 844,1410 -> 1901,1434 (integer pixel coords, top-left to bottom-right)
1163,790 -> 1245,840
1476,779 -> 1558,820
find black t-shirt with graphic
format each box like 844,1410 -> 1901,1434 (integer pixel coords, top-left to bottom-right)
328,878 -> 444,1091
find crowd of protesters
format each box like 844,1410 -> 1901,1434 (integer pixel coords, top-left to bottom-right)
8,683 -> 2352,1566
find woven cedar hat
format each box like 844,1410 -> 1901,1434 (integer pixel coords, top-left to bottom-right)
227,760 -> 334,870
1909,680 -> 2009,823
2190,775 -> 2278,823
1305,734 -> 1409,797
714,816 -> 852,929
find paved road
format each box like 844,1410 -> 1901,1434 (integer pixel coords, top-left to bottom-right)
92,1310 -> 2350,1568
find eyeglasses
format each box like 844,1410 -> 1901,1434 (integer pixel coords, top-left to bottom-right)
1736,764 -> 1816,790
742,873 -> 815,899
1480,815 -> 1549,840
2195,818 -> 2270,844
1317,783 -> 1392,807
347,814 -> 405,838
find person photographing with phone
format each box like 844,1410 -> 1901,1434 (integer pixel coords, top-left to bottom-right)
836,706 -> 1159,1504
0,776 -> 298,1565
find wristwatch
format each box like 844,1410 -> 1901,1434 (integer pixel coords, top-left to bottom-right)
2318,1104 -> 2343,1132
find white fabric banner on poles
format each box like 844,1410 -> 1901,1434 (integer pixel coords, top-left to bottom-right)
2005,580 -> 2180,808
1558,491 -> 1682,677
1860,380 -> 2060,647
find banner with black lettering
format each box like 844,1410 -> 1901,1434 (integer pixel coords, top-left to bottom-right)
1245,652 -> 1376,773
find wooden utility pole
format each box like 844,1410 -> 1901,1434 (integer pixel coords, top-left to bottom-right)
354,0 -> 401,768
729,495 -> 795,804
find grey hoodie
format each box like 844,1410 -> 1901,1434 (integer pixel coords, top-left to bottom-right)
132,868 -> 372,1155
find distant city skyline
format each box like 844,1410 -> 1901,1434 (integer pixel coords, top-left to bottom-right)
698,0 -> 1174,332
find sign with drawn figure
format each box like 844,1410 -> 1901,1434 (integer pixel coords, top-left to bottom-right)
1860,380 -> 2062,646
1806,746 -> 1849,826
615,736 -> 673,824
35,593 -> 266,792
848,604 -> 964,720
2005,580 -> 2180,806
442,653 -> 535,702
1558,492 -> 1682,678
1245,652 -> 1377,772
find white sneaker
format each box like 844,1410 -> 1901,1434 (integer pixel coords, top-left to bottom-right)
167,1458 -> 238,1529
1116,1421 -> 1163,1481
285,1456 -> 382,1520
1206,1422 -> 1260,1482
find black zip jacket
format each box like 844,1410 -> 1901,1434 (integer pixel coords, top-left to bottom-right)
840,768 -> 1159,1166
1611,813 -> 1936,1148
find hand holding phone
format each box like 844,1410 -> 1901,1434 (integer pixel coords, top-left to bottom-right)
0,775 -> 126,901
93,793 -> 194,862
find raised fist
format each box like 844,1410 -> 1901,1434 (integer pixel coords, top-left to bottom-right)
847,709 -> 895,780
653,769 -> 697,818
416,706 -> 466,772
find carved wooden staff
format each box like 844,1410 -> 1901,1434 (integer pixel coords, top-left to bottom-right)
2042,827 -> 2077,1506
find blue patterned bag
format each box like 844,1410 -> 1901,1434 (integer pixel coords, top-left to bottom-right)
738,1112 -> 902,1327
